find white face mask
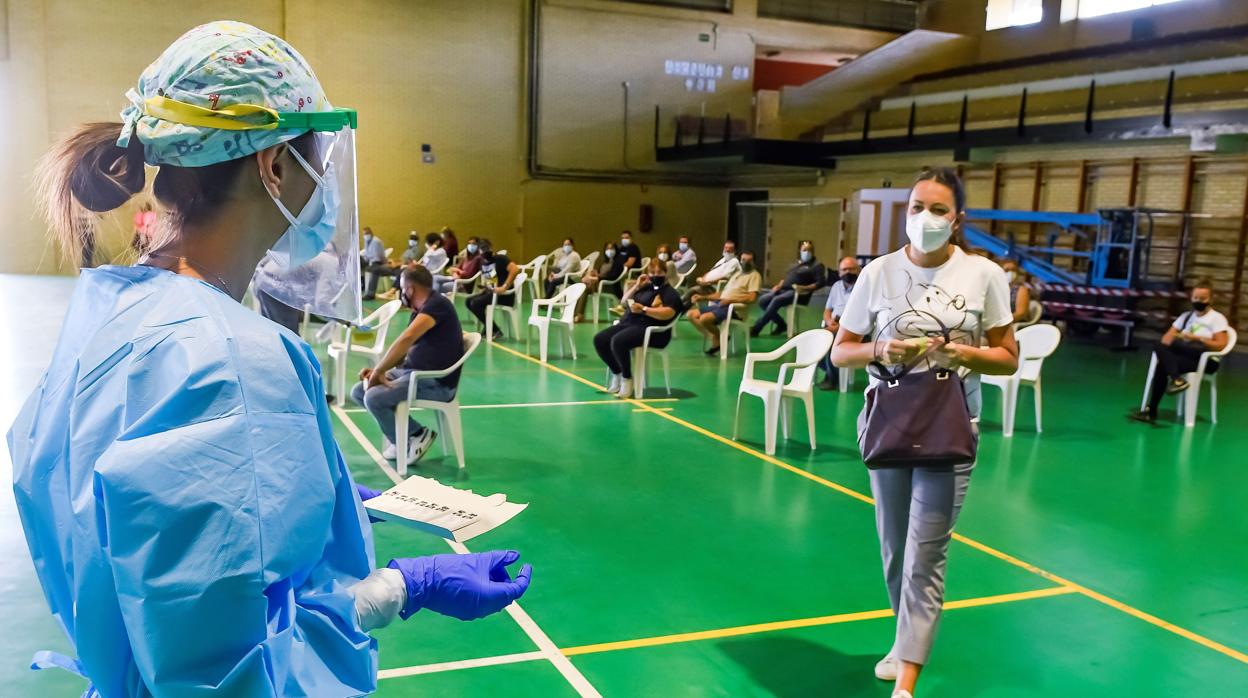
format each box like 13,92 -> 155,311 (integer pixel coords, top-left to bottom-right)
658,252 -> 669,262
906,209 -> 954,254
620,238 -> 631,247
678,242 -> 689,252
722,250 -> 733,260
605,249 -> 616,259
1004,270 -> 1017,284
562,244 -> 572,254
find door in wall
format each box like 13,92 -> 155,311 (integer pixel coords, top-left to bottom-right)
729,190 -> 769,278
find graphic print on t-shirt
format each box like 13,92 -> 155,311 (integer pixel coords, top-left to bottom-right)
878,272 -> 979,370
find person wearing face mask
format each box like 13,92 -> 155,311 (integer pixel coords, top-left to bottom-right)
1131,279 -> 1230,424
618,230 -> 642,276
750,240 -> 827,337
673,235 -> 698,275
9,23 -> 531,697
831,168 -> 1018,698
613,243 -> 679,317
682,240 -> 741,304
998,258 -> 1032,323
816,256 -> 863,389
361,226 -> 397,300
434,235 -> 483,294
576,241 -> 622,322
545,237 -> 582,297
593,258 -> 685,396
686,251 -> 762,355
465,239 -> 520,339
352,265 -> 464,465
378,230 -> 428,299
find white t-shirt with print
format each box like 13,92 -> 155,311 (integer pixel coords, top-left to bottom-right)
1171,308 -> 1229,339
839,246 -> 1014,418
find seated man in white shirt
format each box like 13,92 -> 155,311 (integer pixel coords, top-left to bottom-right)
686,251 -> 762,356
1132,279 -> 1231,424
817,256 -> 862,390
418,232 -> 449,274
681,240 -> 741,304
672,235 -> 698,277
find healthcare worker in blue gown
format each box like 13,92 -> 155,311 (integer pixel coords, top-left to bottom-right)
7,21 -> 531,697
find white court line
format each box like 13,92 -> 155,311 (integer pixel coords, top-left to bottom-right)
339,397 -> 677,413
376,651 -> 545,680
332,405 -> 602,698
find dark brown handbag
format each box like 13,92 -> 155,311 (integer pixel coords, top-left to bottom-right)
858,324 -> 978,469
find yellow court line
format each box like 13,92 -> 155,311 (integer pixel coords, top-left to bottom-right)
562,586 -> 1078,657
633,407 -> 674,413
491,343 -> 1248,667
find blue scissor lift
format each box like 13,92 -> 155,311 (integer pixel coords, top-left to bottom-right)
963,208 -> 1193,347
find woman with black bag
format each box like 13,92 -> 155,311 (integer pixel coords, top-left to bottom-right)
830,168 -> 1019,698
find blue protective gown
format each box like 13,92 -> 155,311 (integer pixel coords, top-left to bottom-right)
8,265 -> 378,697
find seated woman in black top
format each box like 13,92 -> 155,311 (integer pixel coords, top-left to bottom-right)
594,258 -> 684,398
465,238 -> 519,339
751,239 -> 827,336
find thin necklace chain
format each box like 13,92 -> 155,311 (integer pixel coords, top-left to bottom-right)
143,252 -> 233,296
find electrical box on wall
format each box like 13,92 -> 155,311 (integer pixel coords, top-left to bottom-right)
639,204 -> 654,233
421,143 -> 435,164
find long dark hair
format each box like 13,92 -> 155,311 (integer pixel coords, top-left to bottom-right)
37,121 -> 313,267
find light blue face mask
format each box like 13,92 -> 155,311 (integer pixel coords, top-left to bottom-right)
562,244 -> 572,254
266,143 -> 340,268
800,250 -> 812,264
678,242 -> 688,252
467,243 -> 479,254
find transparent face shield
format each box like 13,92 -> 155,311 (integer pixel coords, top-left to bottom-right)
252,128 -> 362,325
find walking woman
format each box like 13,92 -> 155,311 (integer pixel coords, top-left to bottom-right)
830,168 -> 1018,697
10,22 -> 529,696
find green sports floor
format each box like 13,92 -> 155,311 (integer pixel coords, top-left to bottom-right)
2,273 -> 1247,697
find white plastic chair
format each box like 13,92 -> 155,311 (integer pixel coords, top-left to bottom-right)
626,257 -> 652,283
327,299 -> 403,406
559,258 -> 592,293
484,271 -> 528,343
982,323 -> 1062,437
591,266 -> 631,324
425,254 -> 449,275
519,254 -> 547,298
394,332 -> 482,474
582,250 -> 600,270
784,294 -> 822,339
528,283 -> 586,363
1140,327 -> 1236,427
732,329 -> 834,455
631,318 -> 678,399
674,264 -> 697,290
1015,299 -> 1043,330
711,303 -> 751,362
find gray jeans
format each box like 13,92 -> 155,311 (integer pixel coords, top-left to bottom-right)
350,368 -> 456,444
869,466 -> 971,666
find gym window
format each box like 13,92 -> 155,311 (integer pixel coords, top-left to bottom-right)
1060,0 -> 1189,21
985,0 -> 1044,30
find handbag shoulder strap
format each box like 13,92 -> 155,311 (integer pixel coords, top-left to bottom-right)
867,309 -> 952,382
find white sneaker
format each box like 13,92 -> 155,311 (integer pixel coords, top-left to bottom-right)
607,373 -> 622,393
875,653 -> 898,681
614,378 -> 633,398
381,440 -> 396,460
406,429 -> 437,465
891,691 -> 913,698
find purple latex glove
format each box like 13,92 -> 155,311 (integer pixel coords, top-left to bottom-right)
387,551 -> 532,621
356,483 -> 383,501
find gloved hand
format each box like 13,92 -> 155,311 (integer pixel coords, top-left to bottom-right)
387,551 -> 532,621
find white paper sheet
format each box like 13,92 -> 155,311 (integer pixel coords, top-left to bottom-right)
363,476 -> 527,542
